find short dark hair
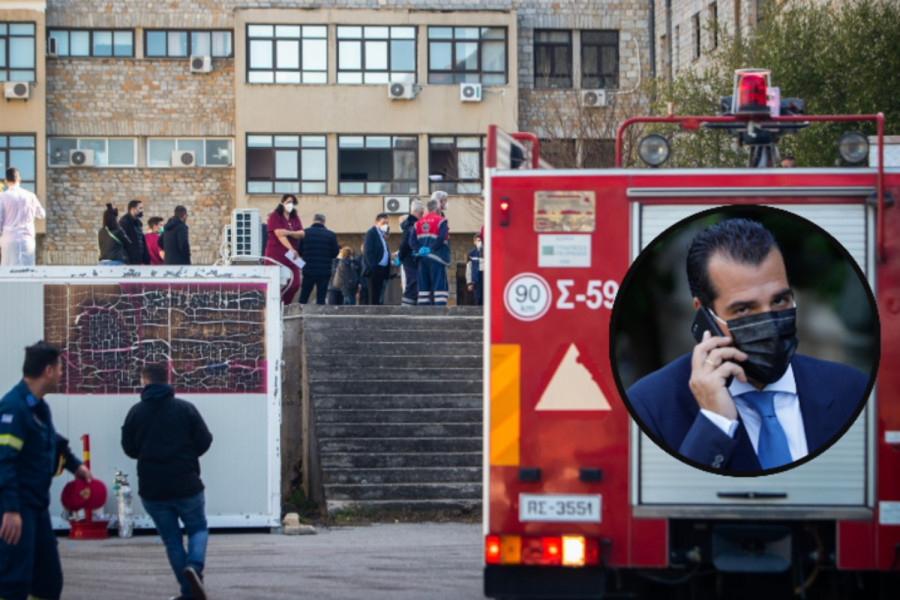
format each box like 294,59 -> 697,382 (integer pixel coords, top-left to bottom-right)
174,205 -> 188,218
141,363 -> 168,384
148,216 -> 163,228
127,199 -> 142,212
686,218 -> 780,307
103,203 -> 119,229
5,167 -> 18,182
375,213 -> 388,222
23,341 -> 62,378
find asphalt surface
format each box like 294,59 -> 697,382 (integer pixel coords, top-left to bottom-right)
59,522 -> 483,600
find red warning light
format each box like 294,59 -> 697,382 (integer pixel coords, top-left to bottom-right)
735,70 -> 770,115
499,199 -> 511,227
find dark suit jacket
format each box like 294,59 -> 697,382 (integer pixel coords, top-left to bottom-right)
298,222 -> 339,277
362,225 -> 388,277
626,353 -> 869,472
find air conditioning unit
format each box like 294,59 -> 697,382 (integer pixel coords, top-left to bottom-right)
47,37 -> 58,58
231,208 -> 262,259
388,82 -> 416,100
4,81 -> 30,100
460,82 -> 482,102
69,149 -> 94,167
582,89 -> 608,108
171,150 -> 196,167
383,196 -> 411,215
190,55 -> 212,74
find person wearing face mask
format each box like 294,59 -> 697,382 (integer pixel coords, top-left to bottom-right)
145,216 -> 165,265
119,199 -> 151,265
264,194 -> 305,304
465,233 -> 484,305
626,218 -> 868,473
361,213 -> 392,305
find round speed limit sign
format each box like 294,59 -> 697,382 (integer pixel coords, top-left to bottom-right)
504,273 -> 552,321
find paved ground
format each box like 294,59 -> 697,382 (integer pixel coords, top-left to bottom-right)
59,522 -> 483,600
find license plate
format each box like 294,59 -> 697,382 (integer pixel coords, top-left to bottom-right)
519,494 -> 602,523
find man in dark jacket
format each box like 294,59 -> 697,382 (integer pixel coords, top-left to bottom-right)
0,341 -> 92,600
162,206 -> 191,265
121,363 -> 212,600
119,199 -> 150,265
361,213 -> 391,305
298,213 -> 340,304
398,200 -> 424,306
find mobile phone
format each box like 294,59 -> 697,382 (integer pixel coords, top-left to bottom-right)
691,306 -> 725,343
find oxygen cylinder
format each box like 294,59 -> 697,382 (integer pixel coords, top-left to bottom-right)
114,470 -> 134,538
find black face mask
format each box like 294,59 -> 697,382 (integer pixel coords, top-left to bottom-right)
136,211 -> 144,219
722,308 -> 799,384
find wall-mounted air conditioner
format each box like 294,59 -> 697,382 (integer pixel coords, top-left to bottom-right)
69,149 -> 94,167
383,196 -> 411,215
231,209 -> 262,259
4,81 -> 30,100
460,82 -> 482,102
171,150 -> 196,167
190,55 -> 213,74
388,82 -> 416,100
582,89 -> 608,108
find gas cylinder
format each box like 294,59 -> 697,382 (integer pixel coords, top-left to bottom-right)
114,470 -> 133,538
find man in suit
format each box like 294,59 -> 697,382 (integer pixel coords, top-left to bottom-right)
626,218 -> 868,473
361,213 -> 391,305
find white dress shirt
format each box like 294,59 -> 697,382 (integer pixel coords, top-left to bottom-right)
700,364 -> 809,461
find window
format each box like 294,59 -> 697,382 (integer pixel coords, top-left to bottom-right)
145,30 -> 233,58
538,139 -> 577,168
148,138 -> 232,167
0,135 -> 36,192
534,30 -> 572,89
581,139 -> 615,169
709,3 -> 719,50
581,30 -> 618,89
674,25 -> 680,74
692,13 -> 701,60
1,23 -> 35,82
428,136 -> 484,194
247,25 -> 326,84
49,29 -> 134,57
338,135 -> 417,195
337,26 -> 416,84
427,26 -> 506,84
246,135 -> 326,194
48,138 -> 136,167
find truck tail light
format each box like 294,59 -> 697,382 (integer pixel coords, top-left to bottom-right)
499,199 -> 511,227
485,535 -> 502,564
489,534 -> 600,567
541,537 -> 563,565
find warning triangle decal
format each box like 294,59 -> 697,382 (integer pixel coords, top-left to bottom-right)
535,343 -> 612,411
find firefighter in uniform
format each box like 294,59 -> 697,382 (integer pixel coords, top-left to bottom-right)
410,197 -> 451,306
0,341 -> 92,600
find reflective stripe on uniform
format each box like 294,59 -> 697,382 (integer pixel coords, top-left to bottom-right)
0,433 -> 23,451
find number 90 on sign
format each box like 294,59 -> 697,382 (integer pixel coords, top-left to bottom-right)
504,273 -> 552,322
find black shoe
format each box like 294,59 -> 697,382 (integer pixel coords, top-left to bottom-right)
183,566 -> 207,600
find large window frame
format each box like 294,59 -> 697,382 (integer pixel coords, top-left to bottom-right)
428,136 -> 484,194
144,30 -> 233,58
246,24 -> 327,84
0,134 -> 36,192
1,22 -> 36,82
338,135 -> 418,195
147,138 -> 233,168
337,25 -> 416,85
534,30 -> 572,89
246,135 -> 327,195
49,29 -> 134,58
581,30 -> 619,89
48,137 -> 137,168
427,26 -> 507,85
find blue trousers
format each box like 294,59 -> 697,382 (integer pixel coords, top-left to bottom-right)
417,258 -> 448,306
402,260 -> 418,305
0,505 -> 62,600
142,491 -> 209,599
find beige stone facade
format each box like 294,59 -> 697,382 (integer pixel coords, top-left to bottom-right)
1,0 -> 651,268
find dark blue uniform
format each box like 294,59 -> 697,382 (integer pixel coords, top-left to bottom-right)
410,213 -> 450,306
0,380 -> 79,600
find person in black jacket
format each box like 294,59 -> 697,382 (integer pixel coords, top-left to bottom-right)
298,213 -> 340,304
121,363 -> 212,600
398,200 -> 424,306
98,203 -> 129,265
361,213 -> 391,305
162,205 -> 191,265
118,199 -> 150,265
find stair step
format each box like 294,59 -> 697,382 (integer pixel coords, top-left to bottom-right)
316,408 -> 481,424
317,422 -> 481,439
306,328 -> 478,344
324,498 -> 482,514
319,437 -> 481,453
310,379 -> 482,395
324,482 -> 482,501
319,452 -> 482,469
314,395 -> 481,411
324,467 -> 482,485
308,367 -> 481,382
306,341 -> 481,356
306,354 -> 481,369
304,316 -> 483,331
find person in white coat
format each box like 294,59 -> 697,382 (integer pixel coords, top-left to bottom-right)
0,168 -> 45,266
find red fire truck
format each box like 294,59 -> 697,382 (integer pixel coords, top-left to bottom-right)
483,70 -> 900,598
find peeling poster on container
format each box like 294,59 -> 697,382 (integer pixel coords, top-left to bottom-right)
538,234 -> 592,268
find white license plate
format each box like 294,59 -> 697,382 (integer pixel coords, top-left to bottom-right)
519,494 -> 602,523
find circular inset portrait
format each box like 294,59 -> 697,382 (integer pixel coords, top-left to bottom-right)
611,205 -> 879,476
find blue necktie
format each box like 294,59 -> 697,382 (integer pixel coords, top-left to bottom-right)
741,391 -> 793,469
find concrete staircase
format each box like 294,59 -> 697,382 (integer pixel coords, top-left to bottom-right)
299,306 -> 483,515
